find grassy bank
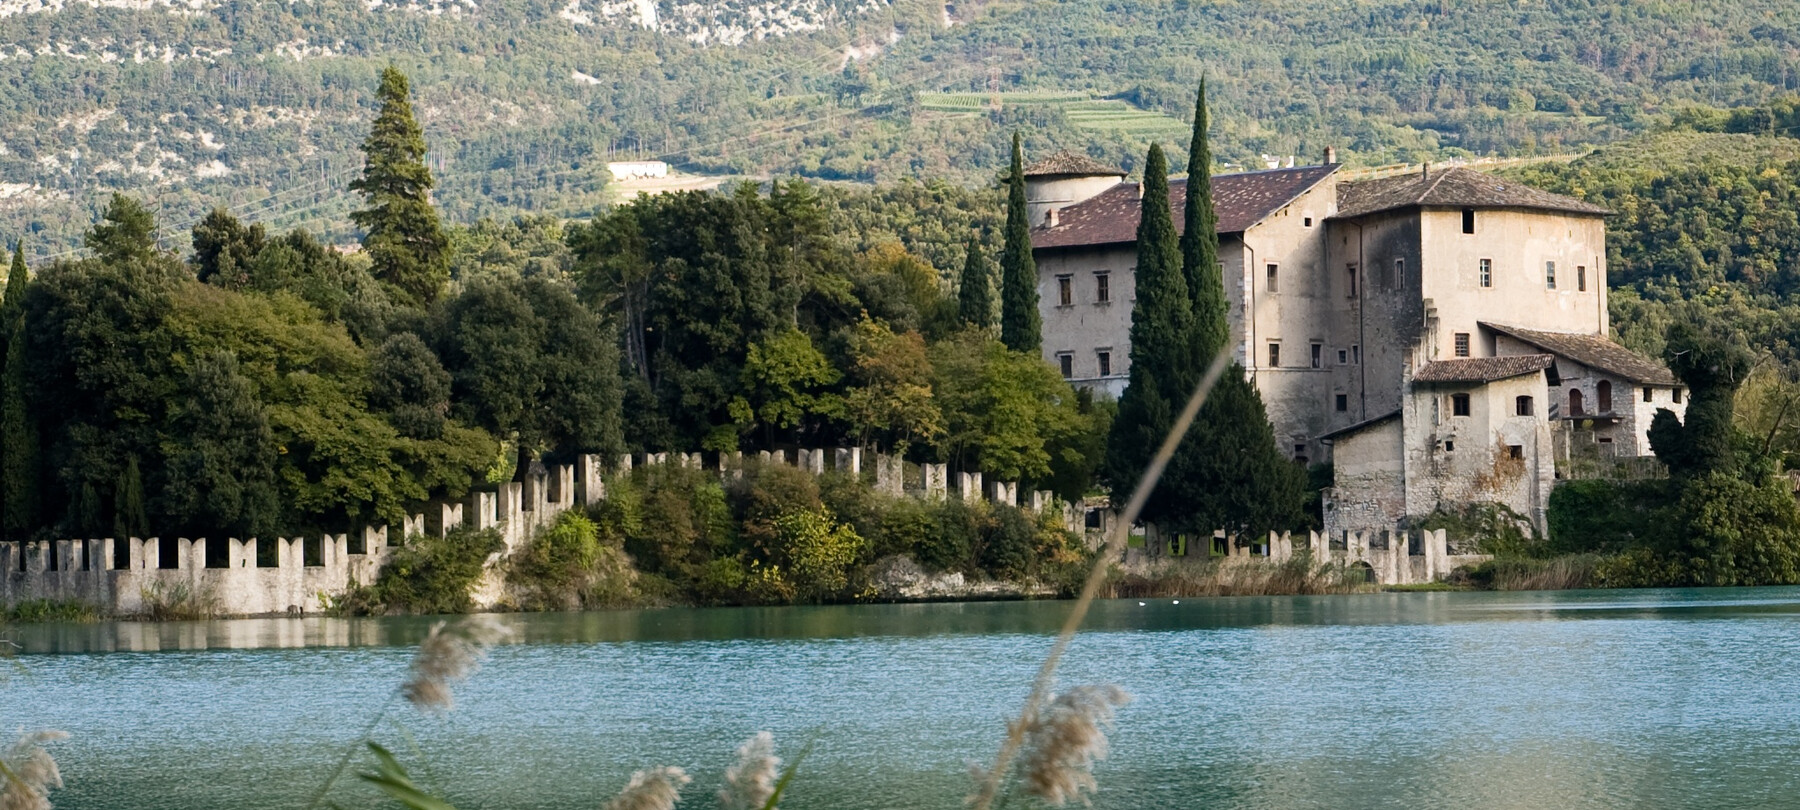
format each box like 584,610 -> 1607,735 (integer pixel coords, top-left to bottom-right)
1104,558 -> 1376,598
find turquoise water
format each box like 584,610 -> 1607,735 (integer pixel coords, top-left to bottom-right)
6,589 -> 1800,809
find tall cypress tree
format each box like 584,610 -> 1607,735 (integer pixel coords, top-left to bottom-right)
351,66 -> 450,308
1,320 -> 36,540
998,133 -> 1041,353
957,234 -> 995,330
1102,144 -> 1195,522
1182,79 -> 1228,356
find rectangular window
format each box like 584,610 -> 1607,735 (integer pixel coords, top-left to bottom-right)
1643,387 -> 1653,403
1096,350 -> 1112,377
1479,258 -> 1492,288
1394,258 -> 1405,288
1335,394 -> 1348,412
1304,216 -> 1314,227
1057,276 -> 1073,307
1452,393 -> 1470,417
1095,273 -> 1110,303
1267,264 -> 1279,293
1508,444 -> 1524,460
1577,265 -> 1587,292
1673,388 -> 1683,403
1311,343 -> 1322,369
1445,439 -> 1455,453
1454,332 -> 1470,357
1057,353 -> 1073,379
1515,395 -> 1534,416
1352,345 -> 1361,364
1337,349 -> 1348,365
1347,265 -> 1358,298
1268,343 -> 1281,368
1546,261 -> 1557,289
1462,208 -> 1476,234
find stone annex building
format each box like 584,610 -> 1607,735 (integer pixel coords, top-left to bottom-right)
1025,151 -> 1688,539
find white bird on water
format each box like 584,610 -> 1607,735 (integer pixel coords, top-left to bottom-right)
1138,602 -> 1146,606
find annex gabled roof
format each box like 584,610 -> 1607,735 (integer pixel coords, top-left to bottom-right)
1479,323 -> 1679,385
1333,167 -> 1611,220
1023,151 -> 1126,178
1412,354 -> 1555,384
1031,164 -> 1340,250
1318,410 -> 1402,442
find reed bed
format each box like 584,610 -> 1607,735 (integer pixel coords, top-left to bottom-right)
1108,557 -> 1376,598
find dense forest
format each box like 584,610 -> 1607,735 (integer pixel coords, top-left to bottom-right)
5,0 -> 1800,253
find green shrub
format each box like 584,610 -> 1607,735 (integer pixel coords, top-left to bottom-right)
510,510 -> 637,610
1669,472 -> 1800,586
765,507 -> 866,603
871,496 -> 934,560
1545,479 -> 1670,555
2,598 -> 100,623
361,527 -> 504,615
919,498 -> 980,572
981,504 -> 1036,580
1419,502 -> 1539,557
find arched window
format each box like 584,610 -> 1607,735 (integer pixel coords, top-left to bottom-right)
1569,388 -> 1585,416
1597,381 -> 1613,413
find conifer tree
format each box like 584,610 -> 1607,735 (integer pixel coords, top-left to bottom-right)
3,240 -> 25,327
999,133 -> 1041,353
351,66 -> 450,308
113,455 -> 148,541
1103,144 -> 1195,524
957,234 -> 995,330
1,322 -> 35,540
1182,79 -> 1229,355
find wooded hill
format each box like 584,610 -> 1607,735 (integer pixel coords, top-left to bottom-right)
4,0 -> 1800,253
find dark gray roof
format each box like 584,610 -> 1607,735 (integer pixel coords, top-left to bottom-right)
1318,410 -> 1402,441
1023,152 -> 1127,178
1480,323 -> 1679,385
1413,354 -> 1555,383
1031,164 -> 1339,250
1334,167 -> 1611,220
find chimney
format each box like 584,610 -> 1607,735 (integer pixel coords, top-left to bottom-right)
1324,146 -> 1337,165
1136,182 -> 1145,199
1045,208 -> 1059,228
1422,162 -> 1431,181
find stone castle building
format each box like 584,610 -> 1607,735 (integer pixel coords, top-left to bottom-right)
1026,152 -> 1686,537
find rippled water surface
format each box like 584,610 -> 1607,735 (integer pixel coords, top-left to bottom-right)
7,588 -> 1800,809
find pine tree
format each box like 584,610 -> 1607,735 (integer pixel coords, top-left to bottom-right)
351,66 -> 450,308
1103,144 -> 1195,520
1182,79 -> 1228,356
87,194 -> 158,266
957,234 -> 995,330
998,133 -> 1041,353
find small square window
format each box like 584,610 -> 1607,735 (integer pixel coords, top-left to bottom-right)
1479,258 -> 1492,288
1057,276 -> 1073,307
1452,393 -> 1470,416
1515,395 -> 1534,416
1303,216 -> 1314,227
1097,350 -> 1112,377
1508,444 -> 1524,460
1673,388 -> 1683,403
1445,439 -> 1455,452
1338,349 -> 1348,364
1577,265 -> 1587,292
1057,353 -> 1073,379
1462,209 -> 1476,234
1546,261 -> 1557,290
1267,264 -> 1279,293
1643,387 -> 1653,403
1335,394 -> 1348,412
1268,343 -> 1281,368
1311,343 -> 1322,369
1095,273 -> 1110,303
1454,332 -> 1470,358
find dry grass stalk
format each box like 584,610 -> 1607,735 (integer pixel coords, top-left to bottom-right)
1017,686 -> 1131,806
718,732 -> 779,810
401,614 -> 510,711
968,351 -> 1231,810
604,766 -> 690,810
0,730 -> 69,810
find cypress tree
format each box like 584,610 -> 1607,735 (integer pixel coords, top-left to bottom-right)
1182,79 -> 1228,356
351,66 -> 450,308
3,240 -> 25,327
1102,144 -> 1195,520
1,245 -> 33,540
113,455 -> 148,541
998,132 -> 1041,353
957,234 -> 995,330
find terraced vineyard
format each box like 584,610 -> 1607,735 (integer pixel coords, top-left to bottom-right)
916,92 -> 1187,136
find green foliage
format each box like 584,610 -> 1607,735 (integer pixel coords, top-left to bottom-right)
840,316 -> 942,454
1161,371 -> 1312,536
729,327 -> 841,444
1666,472 -> 1800,586
363,527 -> 505,615
999,133 -> 1041,354
1545,479 -> 1670,556
920,497 -> 980,573
1182,81 -> 1228,358
765,507 -> 866,603
1,598 -> 99,624
351,67 -> 449,308
370,333 -> 453,440
192,208 -> 269,291
509,509 -> 637,610
957,234 -> 996,331
357,743 -> 459,810
980,504 -> 1036,580
162,351 -> 283,537
929,331 -> 1086,483
1418,502 -> 1537,558
112,455 -> 149,541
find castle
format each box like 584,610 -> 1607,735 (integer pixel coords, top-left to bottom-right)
1026,151 -> 1686,539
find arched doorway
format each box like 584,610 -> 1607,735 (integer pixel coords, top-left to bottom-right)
1597,380 -> 1613,413
1569,388 -> 1585,416
1350,561 -> 1376,584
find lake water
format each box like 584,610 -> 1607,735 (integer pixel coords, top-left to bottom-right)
6,588 -> 1800,809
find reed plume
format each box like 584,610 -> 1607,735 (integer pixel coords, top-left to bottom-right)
603,766 -> 690,810
0,730 -> 69,810
718,732 -> 779,810
401,615 -> 510,711
1016,686 -> 1130,806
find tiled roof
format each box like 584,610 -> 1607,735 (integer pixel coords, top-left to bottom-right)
1479,323 -> 1679,385
1412,354 -> 1554,383
1031,164 -> 1339,250
1023,151 -> 1126,178
1334,167 -> 1611,220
